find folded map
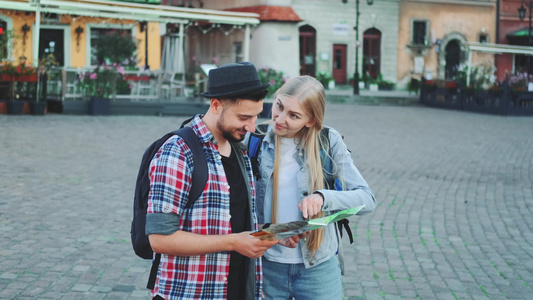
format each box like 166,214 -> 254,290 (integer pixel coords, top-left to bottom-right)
251,205 -> 365,240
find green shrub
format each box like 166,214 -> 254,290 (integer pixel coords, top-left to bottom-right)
258,68 -> 286,97
316,72 -> 333,88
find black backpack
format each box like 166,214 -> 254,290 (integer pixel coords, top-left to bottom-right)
246,126 -> 353,243
131,118 -> 208,289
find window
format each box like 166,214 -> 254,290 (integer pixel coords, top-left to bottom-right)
90,28 -> 132,65
233,42 -> 243,63
0,20 -> 7,60
479,34 -> 489,43
412,20 -> 429,46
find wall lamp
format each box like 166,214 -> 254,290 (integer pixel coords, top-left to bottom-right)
21,23 -> 30,45
75,26 -> 84,48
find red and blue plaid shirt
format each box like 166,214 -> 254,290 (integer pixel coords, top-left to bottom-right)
147,115 -> 262,299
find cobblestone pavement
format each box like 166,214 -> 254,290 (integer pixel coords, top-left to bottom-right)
1,104 -> 532,299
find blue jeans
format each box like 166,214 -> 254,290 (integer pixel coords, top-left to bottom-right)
262,256 -> 342,300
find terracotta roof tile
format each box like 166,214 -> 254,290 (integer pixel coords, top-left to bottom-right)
225,5 -> 302,22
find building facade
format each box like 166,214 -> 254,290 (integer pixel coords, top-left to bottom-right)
496,0 -> 533,80
397,0 -> 497,87
201,0 -> 400,85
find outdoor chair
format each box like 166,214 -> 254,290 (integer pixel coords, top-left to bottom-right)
159,71 -> 186,100
62,67 -> 83,101
135,70 -> 159,102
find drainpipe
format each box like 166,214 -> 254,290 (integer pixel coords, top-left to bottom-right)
496,0 -> 500,44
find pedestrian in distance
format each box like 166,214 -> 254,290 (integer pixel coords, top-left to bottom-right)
146,62 -> 279,300
245,75 -> 377,299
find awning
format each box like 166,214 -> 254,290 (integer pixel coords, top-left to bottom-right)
506,28 -> 531,37
0,0 -> 260,25
0,0 -> 259,68
465,42 -> 533,86
466,42 -> 533,55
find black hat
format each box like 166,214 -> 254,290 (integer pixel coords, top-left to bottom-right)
200,62 -> 270,98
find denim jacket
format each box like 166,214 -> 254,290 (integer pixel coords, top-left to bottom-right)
244,126 -> 376,270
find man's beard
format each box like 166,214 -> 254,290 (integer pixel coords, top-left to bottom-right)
217,111 -> 245,143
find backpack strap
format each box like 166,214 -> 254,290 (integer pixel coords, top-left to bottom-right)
147,254 -> 161,289
147,125 -> 208,290
247,124 -> 269,180
320,127 -> 354,244
247,133 -> 265,180
171,126 -> 208,207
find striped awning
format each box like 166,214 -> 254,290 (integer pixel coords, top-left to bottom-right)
0,0 -> 260,25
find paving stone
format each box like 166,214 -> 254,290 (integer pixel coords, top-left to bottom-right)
0,106 -> 532,299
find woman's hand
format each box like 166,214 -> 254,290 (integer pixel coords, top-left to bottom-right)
298,193 -> 324,219
278,232 -> 308,248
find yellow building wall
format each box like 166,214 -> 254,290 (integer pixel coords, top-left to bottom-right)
138,22 -> 161,70
397,2 -> 496,82
0,10 -> 35,64
1,10 -> 160,70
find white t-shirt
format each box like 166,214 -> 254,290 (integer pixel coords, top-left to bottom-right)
264,137 -> 304,263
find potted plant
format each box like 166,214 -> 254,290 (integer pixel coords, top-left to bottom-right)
408,78 -> 421,95
378,80 -> 395,91
26,54 -> 60,115
257,67 -> 286,118
79,63 -> 126,115
1,56 -> 37,114
316,72 -> 334,90
445,81 -> 458,94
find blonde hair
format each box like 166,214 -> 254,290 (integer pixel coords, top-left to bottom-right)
271,76 -> 327,256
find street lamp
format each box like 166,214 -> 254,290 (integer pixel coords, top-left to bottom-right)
346,0 -> 374,95
518,0 -> 532,80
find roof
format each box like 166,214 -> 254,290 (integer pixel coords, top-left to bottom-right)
0,0 -> 260,25
225,5 -> 302,22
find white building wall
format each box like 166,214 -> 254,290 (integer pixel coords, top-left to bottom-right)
201,0 -> 399,84
292,0 -> 399,83
249,23 -> 300,78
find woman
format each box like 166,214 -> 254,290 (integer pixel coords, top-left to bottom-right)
246,75 -> 376,299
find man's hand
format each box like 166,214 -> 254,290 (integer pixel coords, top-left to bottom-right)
298,193 -> 324,219
233,232 -> 278,258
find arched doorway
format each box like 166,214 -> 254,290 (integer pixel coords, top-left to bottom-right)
363,28 -> 381,80
299,25 -> 316,76
445,40 -> 461,80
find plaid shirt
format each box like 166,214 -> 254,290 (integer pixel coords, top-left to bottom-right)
146,115 -> 262,299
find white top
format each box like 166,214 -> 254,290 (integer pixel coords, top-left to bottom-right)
264,137 -> 303,263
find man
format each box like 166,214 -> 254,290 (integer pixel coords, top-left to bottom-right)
146,62 -> 278,300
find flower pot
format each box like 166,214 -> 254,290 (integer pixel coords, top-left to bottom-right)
29,101 -> 47,115
89,96 -> 110,116
6,101 -> 25,115
2,74 -> 38,82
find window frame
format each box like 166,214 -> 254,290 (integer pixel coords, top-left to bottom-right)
411,19 -> 430,47
85,23 -> 137,67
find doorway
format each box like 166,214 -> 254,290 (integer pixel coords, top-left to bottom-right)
39,28 -> 65,66
445,40 -> 461,80
332,44 -> 347,83
362,28 -> 381,80
299,25 -> 316,76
